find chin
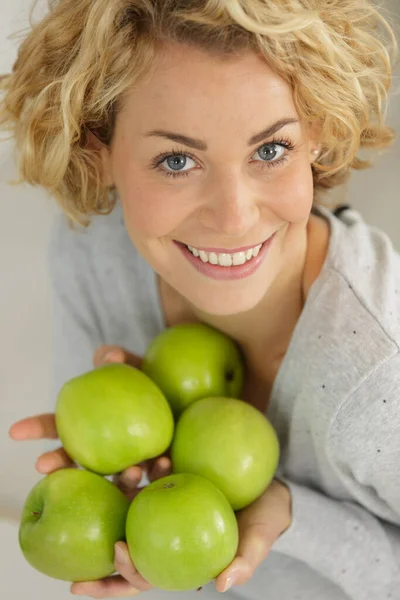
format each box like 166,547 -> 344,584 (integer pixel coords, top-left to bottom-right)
182,283 -> 268,317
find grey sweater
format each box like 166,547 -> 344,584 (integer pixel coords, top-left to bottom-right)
48,202 -> 400,600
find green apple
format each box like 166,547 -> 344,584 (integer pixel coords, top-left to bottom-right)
55,363 -> 174,475
171,397 -> 280,510
19,468 -> 129,582
125,472 -> 238,590
141,323 -> 244,417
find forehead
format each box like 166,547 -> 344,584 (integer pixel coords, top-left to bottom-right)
121,42 -> 295,117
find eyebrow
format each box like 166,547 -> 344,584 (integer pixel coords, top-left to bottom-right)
144,117 -> 300,151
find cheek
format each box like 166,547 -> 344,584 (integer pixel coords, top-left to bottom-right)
119,179 -> 189,239
112,148 -> 192,239
266,161 -> 314,223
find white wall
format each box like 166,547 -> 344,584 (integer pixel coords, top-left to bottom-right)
1,1 -> 399,598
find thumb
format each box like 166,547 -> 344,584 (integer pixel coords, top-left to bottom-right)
216,523 -> 273,592
93,344 -> 142,369
218,482 -> 290,592
231,523 -> 273,586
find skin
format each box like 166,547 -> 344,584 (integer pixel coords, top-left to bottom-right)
98,42 -> 328,360
10,41 -> 332,597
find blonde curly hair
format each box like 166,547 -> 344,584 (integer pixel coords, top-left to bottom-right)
0,0 -> 398,226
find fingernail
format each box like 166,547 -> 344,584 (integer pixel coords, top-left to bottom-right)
222,575 -> 237,592
114,544 -> 128,564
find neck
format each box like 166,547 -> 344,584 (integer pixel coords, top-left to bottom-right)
158,213 -> 330,366
189,225 -> 309,361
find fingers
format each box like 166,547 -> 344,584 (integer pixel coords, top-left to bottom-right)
114,542 -> 152,592
71,576 -> 140,598
93,345 -> 142,369
113,456 -> 172,502
113,466 -> 144,502
36,447 -> 75,474
216,519 -> 267,593
70,542 -> 152,597
148,456 -> 172,482
215,524 -> 271,593
8,413 -> 57,441
215,482 -> 291,592
114,466 -> 143,489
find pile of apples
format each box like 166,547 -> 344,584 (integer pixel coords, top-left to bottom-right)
18,323 -> 280,591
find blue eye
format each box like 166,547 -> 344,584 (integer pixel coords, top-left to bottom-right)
254,143 -> 286,162
164,154 -> 196,172
151,137 -> 296,179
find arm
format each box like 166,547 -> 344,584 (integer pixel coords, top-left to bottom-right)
273,478 -> 400,600
216,352 -> 400,599
273,354 -> 400,600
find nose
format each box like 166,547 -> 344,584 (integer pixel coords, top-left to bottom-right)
199,173 -> 259,238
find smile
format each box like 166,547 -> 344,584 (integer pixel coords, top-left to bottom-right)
174,232 -> 276,281
186,243 -> 263,267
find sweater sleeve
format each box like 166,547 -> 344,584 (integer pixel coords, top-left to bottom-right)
47,212 -> 104,401
273,479 -> 400,600
273,352 -> 400,600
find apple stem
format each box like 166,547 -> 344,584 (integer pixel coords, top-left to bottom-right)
196,587 -> 203,592
31,511 -> 41,517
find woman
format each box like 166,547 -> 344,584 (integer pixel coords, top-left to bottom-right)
3,0 -> 400,598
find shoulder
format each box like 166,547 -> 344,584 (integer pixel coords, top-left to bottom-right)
303,207 -> 400,455
327,348 -> 400,523
320,204 -> 400,347
47,203 -> 164,355
49,202 -> 129,262
48,202 -> 143,285
319,207 -> 400,518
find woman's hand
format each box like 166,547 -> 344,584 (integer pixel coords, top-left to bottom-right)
10,347 -> 291,597
71,480 -> 292,597
215,479 -> 292,593
71,479 -> 292,597
9,344 -> 172,596
8,344 -> 172,494
71,542 -> 153,597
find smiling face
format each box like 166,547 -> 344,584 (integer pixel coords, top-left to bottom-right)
99,42 -> 320,316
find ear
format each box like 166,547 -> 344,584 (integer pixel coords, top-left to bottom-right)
307,121 -> 322,162
85,129 -> 115,187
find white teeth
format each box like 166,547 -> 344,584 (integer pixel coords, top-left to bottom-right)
232,252 -> 246,265
186,242 -> 264,266
199,250 -> 208,263
218,254 -> 232,267
208,252 -> 218,265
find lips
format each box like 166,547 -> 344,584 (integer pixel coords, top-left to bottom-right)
177,235 -> 273,254
174,231 -> 276,281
